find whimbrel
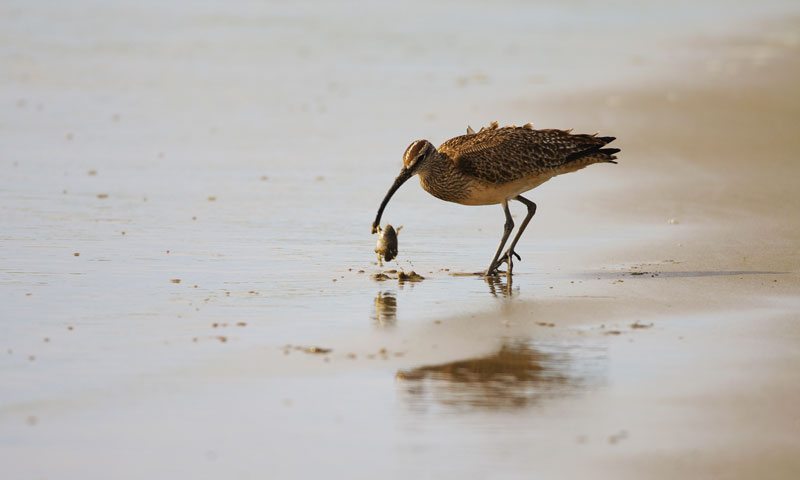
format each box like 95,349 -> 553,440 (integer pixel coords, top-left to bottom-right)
372,121 -> 619,276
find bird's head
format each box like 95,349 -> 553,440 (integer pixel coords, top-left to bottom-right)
402,139 -> 435,172
372,140 -> 435,234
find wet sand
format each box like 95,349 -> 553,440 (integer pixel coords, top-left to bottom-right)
2,2 -> 800,479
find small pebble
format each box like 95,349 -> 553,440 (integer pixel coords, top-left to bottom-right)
304,346 -> 332,354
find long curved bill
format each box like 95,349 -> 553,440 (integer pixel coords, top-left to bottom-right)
372,167 -> 412,234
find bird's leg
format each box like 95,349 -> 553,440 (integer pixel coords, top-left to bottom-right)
484,200 -> 514,276
491,195 -> 537,273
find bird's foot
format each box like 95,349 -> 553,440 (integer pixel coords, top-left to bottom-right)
489,249 -> 521,274
506,251 -> 514,279
481,267 -> 507,277
505,249 -> 522,263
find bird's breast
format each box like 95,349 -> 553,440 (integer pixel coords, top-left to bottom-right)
418,174 -> 468,204
420,173 -> 552,206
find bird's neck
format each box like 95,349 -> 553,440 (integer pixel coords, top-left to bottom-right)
417,152 -> 468,202
417,151 -> 450,184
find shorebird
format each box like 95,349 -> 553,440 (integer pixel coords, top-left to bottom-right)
372,121 -> 619,276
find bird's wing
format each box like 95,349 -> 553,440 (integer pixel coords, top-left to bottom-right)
439,125 -> 616,184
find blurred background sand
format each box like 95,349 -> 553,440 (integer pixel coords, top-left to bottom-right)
1,1 -> 799,478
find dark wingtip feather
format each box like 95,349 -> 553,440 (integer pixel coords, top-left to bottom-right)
598,146 -> 620,163
566,145 -> 621,163
599,148 -> 620,156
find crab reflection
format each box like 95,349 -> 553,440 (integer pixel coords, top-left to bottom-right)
397,341 -> 594,410
372,290 -> 397,327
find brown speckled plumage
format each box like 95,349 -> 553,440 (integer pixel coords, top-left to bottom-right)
403,121 -> 619,206
372,121 -> 620,276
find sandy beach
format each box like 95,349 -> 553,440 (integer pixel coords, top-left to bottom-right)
2,1 -> 799,478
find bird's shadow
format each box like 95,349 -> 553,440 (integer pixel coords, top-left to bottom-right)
396,340 -> 605,411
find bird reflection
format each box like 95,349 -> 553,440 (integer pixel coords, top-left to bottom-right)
397,341 -> 584,410
485,274 -> 517,297
372,291 -> 397,327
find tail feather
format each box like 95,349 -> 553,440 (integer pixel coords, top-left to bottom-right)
564,134 -> 620,164
598,147 -> 620,163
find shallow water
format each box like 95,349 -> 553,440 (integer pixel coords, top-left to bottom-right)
3,0 -> 800,478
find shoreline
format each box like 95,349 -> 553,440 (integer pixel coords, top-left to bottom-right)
2,5 -> 799,479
